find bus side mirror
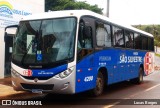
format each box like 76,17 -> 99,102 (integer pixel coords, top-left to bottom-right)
84,26 -> 92,38
4,25 -> 18,42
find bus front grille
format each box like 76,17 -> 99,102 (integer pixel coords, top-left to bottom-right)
22,76 -> 53,80
21,83 -> 54,90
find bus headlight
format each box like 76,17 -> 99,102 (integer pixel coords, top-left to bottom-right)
11,68 -> 20,77
54,66 -> 75,79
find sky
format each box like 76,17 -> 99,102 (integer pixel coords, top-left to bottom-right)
77,0 -> 160,25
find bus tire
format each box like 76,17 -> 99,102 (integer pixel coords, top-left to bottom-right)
90,71 -> 104,96
131,67 -> 143,84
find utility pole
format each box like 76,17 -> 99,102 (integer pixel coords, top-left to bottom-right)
107,0 -> 110,17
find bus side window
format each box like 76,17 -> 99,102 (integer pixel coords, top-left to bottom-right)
148,37 -> 154,51
112,26 -> 125,48
142,35 -> 148,50
134,33 -> 142,49
96,22 -> 111,47
124,30 -> 134,48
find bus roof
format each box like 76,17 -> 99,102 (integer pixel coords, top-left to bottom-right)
22,10 -> 153,37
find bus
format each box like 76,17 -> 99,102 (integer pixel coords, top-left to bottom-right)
11,10 -> 154,96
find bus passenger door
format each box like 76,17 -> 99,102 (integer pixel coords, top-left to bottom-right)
76,18 -> 95,93
4,25 -> 18,77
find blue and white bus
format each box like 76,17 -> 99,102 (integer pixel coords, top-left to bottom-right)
11,10 -> 154,96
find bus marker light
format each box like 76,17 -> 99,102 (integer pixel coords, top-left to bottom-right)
88,68 -> 92,71
78,79 -> 81,82
77,69 -> 82,72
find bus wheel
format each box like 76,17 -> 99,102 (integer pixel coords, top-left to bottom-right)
131,67 -> 143,84
90,72 -> 104,96
139,67 -> 144,83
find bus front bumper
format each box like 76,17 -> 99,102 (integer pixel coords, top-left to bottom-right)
11,71 -> 75,94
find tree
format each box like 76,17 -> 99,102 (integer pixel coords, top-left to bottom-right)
45,0 -> 103,14
145,26 -> 152,33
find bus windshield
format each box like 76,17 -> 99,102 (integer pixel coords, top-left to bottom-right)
12,17 -> 77,67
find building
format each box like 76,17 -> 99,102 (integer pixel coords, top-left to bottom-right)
0,0 -> 44,78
